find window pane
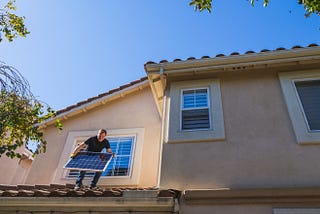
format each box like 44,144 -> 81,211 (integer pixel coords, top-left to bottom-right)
295,80 -> 320,131
182,109 -> 210,130
183,89 -> 208,109
102,137 -> 134,177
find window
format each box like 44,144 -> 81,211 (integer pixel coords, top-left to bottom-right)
67,136 -> 135,178
53,128 -> 144,186
294,80 -> 320,131
181,88 -> 210,131
279,70 -> 320,144
164,79 -> 225,143
102,136 -> 134,177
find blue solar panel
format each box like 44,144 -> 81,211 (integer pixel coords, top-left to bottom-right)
64,151 -> 113,172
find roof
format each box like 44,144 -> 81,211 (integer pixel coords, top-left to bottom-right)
0,184 -> 180,213
144,43 -> 319,66
0,183 -> 180,198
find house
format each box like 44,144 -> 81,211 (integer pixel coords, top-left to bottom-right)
1,44 -> 320,214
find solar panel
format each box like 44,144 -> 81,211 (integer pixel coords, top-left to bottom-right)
64,151 -> 113,172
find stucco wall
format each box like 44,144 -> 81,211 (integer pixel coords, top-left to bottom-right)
0,147 -> 32,184
160,70 -> 320,189
24,87 -> 161,187
180,204 -> 272,214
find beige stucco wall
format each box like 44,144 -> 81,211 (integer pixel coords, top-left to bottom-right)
160,69 -> 320,189
24,87 -> 161,187
180,204 -> 272,214
0,147 -> 32,184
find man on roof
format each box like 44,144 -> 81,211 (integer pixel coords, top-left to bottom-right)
70,129 -> 112,190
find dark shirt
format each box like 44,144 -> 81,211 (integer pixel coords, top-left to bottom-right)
84,136 -> 110,152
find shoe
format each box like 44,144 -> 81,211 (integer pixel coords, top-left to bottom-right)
89,185 -> 97,190
74,184 -> 82,190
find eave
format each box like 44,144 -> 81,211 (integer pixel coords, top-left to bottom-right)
184,187 -> 320,205
0,196 -> 176,212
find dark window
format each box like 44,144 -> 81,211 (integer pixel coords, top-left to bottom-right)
295,80 -> 320,131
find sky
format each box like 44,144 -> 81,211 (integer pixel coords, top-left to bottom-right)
1,0 -> 319,111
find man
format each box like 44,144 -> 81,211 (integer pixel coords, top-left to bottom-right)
71,129 -> 112,190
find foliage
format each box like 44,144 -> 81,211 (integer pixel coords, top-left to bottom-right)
189,0 -> 212,12
0,62 -> 62,159
299,0 -> 320,17
189,0 -> 320,17
0,0 -> 29,42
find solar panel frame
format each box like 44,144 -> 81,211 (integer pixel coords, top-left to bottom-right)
64,151 -> 113,172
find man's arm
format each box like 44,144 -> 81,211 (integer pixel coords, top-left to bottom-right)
70,142 -> 86,158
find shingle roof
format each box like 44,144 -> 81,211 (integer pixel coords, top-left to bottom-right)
144,43 -> 319,65
0,183 -> 180,198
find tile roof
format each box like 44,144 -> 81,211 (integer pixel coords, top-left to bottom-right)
56,76 -> 148,116
0,183 -> 180,198
144,43 -> 319,65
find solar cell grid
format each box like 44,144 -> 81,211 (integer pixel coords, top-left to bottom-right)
64,151 -> 113,172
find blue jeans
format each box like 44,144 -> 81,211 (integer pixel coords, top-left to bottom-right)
76,171 -> 102,188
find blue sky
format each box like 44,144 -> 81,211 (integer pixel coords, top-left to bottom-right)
1,0 -> 319,110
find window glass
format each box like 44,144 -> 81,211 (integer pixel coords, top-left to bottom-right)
181,88 -> 210,130
295,80 -> 320,131
102,137 -> 134,177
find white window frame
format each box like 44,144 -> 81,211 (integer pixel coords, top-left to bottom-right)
164,79 -> 225,143
53,128 -> 144,186
279,70 -> 320,144
180,87 -> 211,131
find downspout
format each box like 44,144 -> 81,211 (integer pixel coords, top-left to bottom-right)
156,66 -> 166,189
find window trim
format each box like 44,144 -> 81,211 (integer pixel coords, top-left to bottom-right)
180,87 -> 211,131
279,70 -> 320,144
164,79 -> 225,143
53,128 -> 144,186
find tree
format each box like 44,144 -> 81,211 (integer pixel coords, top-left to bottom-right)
0,1 -> 61,159
0,0 -> 29,43
0,62 -> 62,159
189,0 -> 320,17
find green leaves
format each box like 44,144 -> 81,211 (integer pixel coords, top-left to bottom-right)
0,63 -> 62,159
189,0 -> 212,13
190,0 -> 319,17
0,0 -> 29,43
299,0 -> 320,17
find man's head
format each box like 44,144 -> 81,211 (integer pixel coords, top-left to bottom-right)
97,129 -> 107,142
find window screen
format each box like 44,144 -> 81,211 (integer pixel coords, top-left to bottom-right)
295,80 -> 320,131
181,88 -> 210,130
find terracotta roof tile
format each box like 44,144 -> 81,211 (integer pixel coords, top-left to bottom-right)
0,183 -> 180,198
144,43 -> 319,65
